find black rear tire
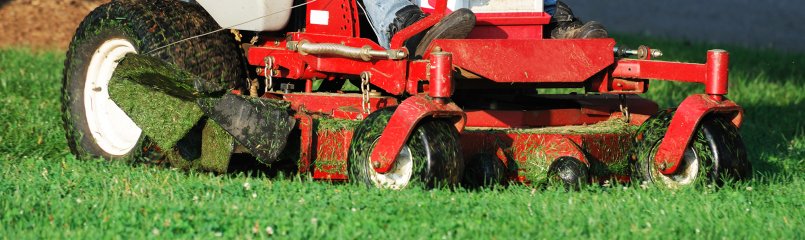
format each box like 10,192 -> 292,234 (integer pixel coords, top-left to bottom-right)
630,110 -> 752,188
62,0 -> 245,162
348,108 -> 465,189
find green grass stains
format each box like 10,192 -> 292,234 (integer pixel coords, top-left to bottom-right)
316,118 -> 361,132
312,118 -> 358,175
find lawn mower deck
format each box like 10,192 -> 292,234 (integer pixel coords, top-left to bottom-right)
232,1 -> 745,188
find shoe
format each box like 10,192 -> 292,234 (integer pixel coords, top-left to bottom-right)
414,8 -> 476,57
387,5 -> 428,54
548,1 -> 608,39
388,6 -> 476,58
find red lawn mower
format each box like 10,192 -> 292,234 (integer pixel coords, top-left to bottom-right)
61,0 -> 751,190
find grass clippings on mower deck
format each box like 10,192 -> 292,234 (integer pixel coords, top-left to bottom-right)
316,118 -> 361,132
508,118 -> 637,135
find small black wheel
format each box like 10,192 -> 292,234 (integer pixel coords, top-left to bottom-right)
630,110 -> 752,188
348,108 -> 464,189
462,153 -> 507,189
62,0 -> 245,162
546,156 -> 590,191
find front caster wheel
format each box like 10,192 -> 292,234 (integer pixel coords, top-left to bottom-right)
348,108 -> 464,189
630,110 -> 752,188
547,156 -> 590,191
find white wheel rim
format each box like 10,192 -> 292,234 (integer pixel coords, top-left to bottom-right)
657,147 -> 700,188
83,39 -> 142,156
369,146 -> 414,190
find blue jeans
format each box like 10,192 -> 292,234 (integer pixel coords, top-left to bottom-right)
363,0 -> 558,49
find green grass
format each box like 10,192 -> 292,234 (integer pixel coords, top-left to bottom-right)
1,35 -> 804,238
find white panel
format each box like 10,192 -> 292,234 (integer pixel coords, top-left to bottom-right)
309,10 -> 330,26
196,0 -> 294,31
415,0 -> 543,13
468,0 -> 543,13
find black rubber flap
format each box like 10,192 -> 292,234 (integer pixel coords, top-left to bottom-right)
197,94 -> 295,165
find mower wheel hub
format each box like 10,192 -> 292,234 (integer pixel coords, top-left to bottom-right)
658,147 -> 700,187
369,145 -> 414,189
83,39 -> 142,155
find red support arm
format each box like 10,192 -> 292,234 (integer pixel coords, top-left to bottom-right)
613,60 -> 706,83
654,94 -> 743,175
370,95 -> 466,173
615,50 -> 739,175
613,49 -> 730,98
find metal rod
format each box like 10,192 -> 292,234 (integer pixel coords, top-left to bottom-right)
295,41 -> 407,61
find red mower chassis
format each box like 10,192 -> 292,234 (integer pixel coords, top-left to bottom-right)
238,0 -> 744,187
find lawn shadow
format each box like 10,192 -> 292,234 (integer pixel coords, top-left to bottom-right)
739,101 -> 805,178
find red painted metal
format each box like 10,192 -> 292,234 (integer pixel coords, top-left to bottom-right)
428,52 -> 453,99
305,0 -> 359,37
407,60 -> 430,94
305,79 -> 313,93
233,0 -> 745,184
613,50 -> 730,93
467,109 -> 623,129
248,33 -> 413,95
613,60 -> 706,83
705,50 -> 730,96
468,12 -> 551,40
464,95 -> 659,128
295,113 -> 314,174
312,129 -> 353,180
308,125 -> 635,182
654,94 -> 743,175
423,39 -> 616,83
370,95 -> 466,173
390,0 -> 448,50
283,93 -> 398,119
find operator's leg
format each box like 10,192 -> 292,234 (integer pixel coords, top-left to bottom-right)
546,1 -> 608,39
361,0 -> 475,58
361,0 -> 415,49
544,0 -> 558,15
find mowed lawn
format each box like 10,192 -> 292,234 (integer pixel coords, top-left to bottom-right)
1,36 -> 803,238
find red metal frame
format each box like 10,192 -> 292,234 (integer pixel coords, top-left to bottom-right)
653,94 -> 743,174
423,39 -> 616,84
239,0 -> 743,182
305,0 -> 360,37
369,95 -> 466,173
468,12 -> 551,40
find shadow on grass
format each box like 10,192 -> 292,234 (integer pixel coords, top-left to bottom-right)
740,101 -> 805,177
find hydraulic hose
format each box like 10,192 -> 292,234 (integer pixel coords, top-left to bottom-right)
294,41 -> 407,61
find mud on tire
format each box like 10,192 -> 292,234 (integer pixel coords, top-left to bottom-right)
348,108 -> 465,189
62,0 -> 245,162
